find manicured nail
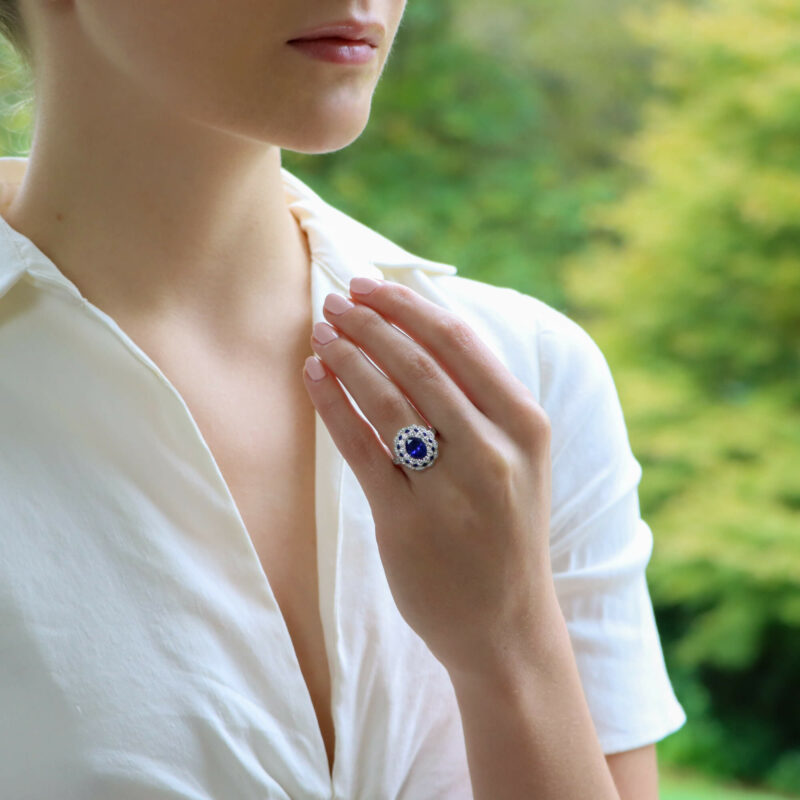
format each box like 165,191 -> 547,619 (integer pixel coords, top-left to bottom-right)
313,321 -> 338,344
350,276 -> 381,295
305,355 -> 326,381
324,293 -> 354,314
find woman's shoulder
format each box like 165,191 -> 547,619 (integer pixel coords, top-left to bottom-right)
286,168 -> 613,403
411,270 -> 616,413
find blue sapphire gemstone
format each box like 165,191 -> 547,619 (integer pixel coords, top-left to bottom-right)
405,437 -> 428,459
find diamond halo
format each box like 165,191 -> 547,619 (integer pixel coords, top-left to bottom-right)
391,424 -> 439,471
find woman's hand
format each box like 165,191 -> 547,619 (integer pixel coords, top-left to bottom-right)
302,276 -> 554,681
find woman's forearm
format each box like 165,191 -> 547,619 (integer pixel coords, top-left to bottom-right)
448,585 -> 621,800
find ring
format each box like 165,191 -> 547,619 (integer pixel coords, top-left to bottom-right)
391,424 -> 439,471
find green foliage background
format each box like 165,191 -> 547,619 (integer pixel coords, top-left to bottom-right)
562,0 -> 800,792
1,0 -> 797,793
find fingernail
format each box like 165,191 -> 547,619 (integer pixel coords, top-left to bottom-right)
313,321 -> 338,344
350,276 -> 381,295
305,355 -> 326,381
324,293 -> 354,314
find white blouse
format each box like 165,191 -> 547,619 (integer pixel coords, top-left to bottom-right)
0,154 -> 686,799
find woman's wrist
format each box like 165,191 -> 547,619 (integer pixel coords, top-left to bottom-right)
443,580 -> 570,706
446,587 -> 620,800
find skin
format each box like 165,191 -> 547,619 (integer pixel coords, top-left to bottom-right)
4,1 -> 658,794
5,0 -> 407,344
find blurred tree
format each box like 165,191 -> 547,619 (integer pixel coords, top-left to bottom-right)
285,0 -> 576,304
564,0 -> 800,403
0,37 -> 34,156
283,0 -> 659,307
561,0 -> 800,789
452,0 -> 660,170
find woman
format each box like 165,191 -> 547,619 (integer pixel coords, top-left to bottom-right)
0,1 -> 686,798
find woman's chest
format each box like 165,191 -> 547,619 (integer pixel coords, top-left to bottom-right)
0,290 -> 476,796
166,344 -> 337,775
0,335 -> 347,794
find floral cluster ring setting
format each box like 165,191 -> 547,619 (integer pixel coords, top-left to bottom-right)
391,424 -> 439,471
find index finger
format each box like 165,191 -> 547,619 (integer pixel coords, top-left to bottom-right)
349,277 -> 543,440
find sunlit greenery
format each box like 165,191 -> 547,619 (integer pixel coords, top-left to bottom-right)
563,1 -> 800,791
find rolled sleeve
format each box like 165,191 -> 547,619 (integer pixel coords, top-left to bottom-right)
536,312 -> 688,755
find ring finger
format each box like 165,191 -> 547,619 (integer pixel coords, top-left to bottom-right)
310,318 -> 434,462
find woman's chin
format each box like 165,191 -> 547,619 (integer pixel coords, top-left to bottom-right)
279,113 -> 372,155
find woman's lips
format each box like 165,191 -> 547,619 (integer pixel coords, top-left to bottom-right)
287,37 -> 377,65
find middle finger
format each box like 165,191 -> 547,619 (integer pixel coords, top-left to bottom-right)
313,292 -> 479,443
